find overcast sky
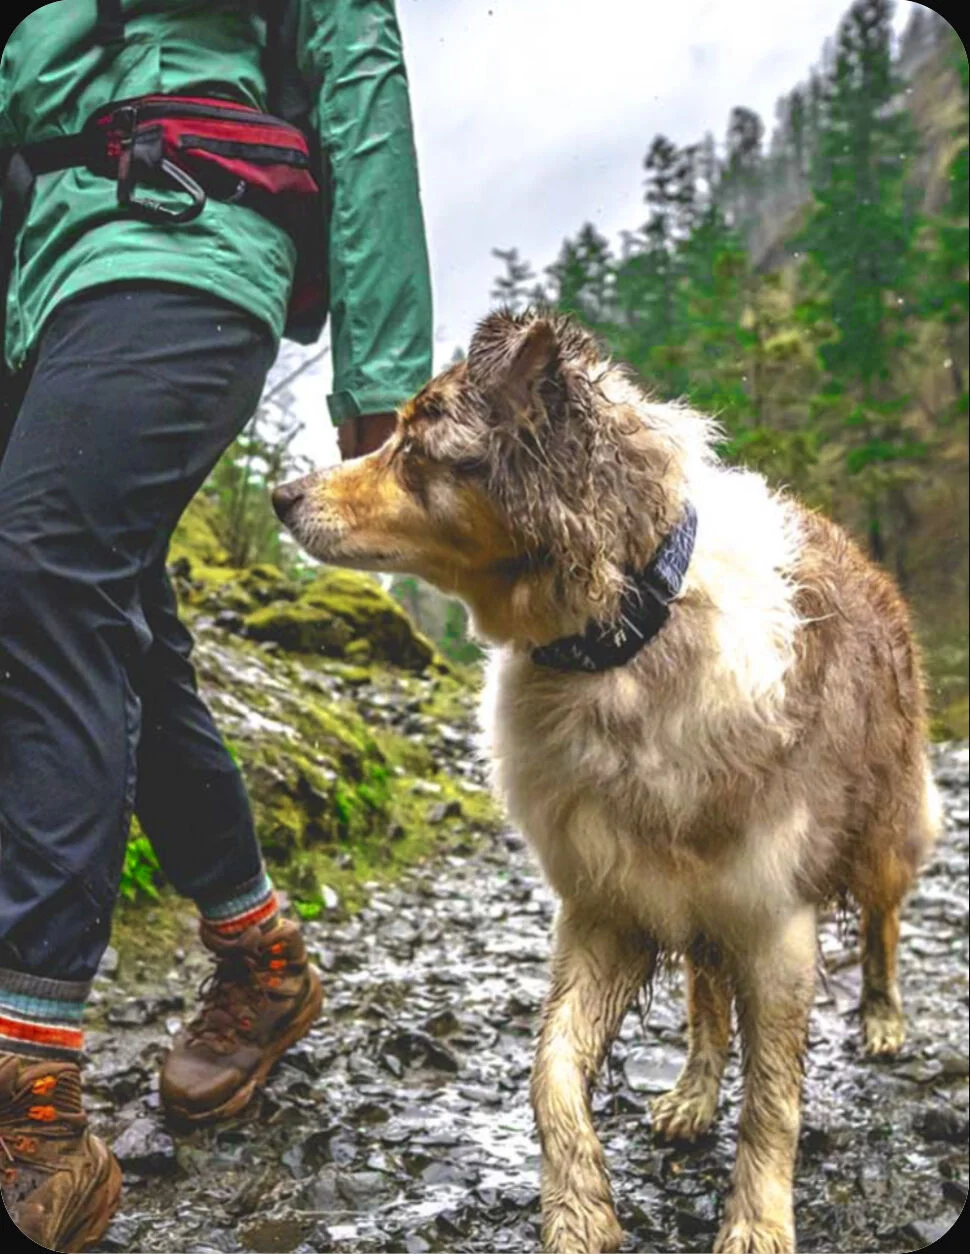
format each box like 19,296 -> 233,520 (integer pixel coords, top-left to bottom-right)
285,0 -> 921,465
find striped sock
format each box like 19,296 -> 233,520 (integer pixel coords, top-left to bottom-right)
0,967 -> 87,1063
198,868 -> 280,938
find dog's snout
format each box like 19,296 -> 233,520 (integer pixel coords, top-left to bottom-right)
272,477 -> 306,522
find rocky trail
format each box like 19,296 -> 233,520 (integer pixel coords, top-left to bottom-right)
90,743 -> 968,1254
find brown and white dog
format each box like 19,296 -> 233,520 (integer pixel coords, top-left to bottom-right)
273,311 -> 941,1254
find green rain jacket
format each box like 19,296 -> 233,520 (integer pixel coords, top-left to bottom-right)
0,0 -> 432,423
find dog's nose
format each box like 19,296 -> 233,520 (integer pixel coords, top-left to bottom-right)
271,478 -> 306,522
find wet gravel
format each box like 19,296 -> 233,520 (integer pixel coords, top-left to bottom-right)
91,742 -> 968,1254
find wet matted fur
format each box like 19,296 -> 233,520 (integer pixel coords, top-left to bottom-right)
274,311 -> 941,1254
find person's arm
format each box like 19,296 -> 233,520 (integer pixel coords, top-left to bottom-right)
336,410 -> 397,459
298,0 -> 433,457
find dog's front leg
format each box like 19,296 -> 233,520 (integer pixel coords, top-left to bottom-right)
531,905 -> 655,1254
715,907 -> 816,1254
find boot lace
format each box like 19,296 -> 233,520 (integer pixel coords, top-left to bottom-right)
186,941 -> 288,1052
0,1073 -> 78,1187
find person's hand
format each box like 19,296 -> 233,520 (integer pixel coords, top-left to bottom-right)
337,412 -> 397,461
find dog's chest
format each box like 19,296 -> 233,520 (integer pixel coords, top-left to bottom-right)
482,658 -> 800,947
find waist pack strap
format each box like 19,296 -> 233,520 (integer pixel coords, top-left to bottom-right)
0,133 -> 90,184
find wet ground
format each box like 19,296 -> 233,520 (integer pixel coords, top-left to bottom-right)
91,742 -> 969,1254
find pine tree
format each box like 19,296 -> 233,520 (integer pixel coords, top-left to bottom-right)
798,0 -> 923,567
719,107 -> 765,239
676,203 -> 752,420
803,0 -> 918,390
789,89 -> 807,180
546,223 -> 615,326
610,137 -> 696,393
490,248 -> 544,312
920,37 -> 969,409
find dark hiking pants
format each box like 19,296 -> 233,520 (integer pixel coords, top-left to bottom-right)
0,284 -> 276,983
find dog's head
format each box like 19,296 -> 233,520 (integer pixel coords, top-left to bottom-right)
274,311 -> 691,644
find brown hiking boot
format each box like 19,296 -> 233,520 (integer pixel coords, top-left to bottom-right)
0,1053 -> 121,1252
159,916 -> 322,1125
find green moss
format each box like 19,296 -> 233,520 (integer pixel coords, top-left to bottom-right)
302,568 -> 437,672
239,564 -> 298,605
239,567 -> 437,672
221,671 -> 398,867
294,694 -> 378,763
919,619 -> 969,742
417,670 -> 480,726
277,766 -> 501,915
247,563 -> 286,583
169,495 -> 229,571
323,663 -> 374,686
229,661 -> 500,911
244,601 -> 354,654
373,728 -> 434,776
930,694 -> 970,742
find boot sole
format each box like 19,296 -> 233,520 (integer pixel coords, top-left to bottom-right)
163,968 -> 324,1127
61,1147 -> 123,1253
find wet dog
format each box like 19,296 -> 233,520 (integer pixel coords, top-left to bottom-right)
273,311 -> 940,1254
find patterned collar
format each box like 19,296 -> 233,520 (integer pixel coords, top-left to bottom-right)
530,502 -> 697,674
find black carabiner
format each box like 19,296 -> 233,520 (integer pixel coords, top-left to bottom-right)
114,105 -> 206,226
118,156 -> 206,225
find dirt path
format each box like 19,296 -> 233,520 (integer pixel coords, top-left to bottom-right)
91,744 -> 968,1254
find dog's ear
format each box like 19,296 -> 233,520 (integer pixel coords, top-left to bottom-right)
504,319 -> 558,407
467,313 -> 560,416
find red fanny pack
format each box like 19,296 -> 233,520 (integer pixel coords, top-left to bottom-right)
5,94 -> 327,341
90,95 -> 318,221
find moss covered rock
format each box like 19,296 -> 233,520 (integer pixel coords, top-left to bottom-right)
243,568 -> 435,672
306,569 -> 436,671
245,601 -> 355,655
239,564 -> 299,605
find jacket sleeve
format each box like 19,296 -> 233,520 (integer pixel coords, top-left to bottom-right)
298,0 -> 433,425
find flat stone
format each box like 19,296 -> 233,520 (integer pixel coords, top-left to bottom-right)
238,1216 -> 310,1254
903,1217 -> 958,1248
111,1117 -> 176,1175
914,1104 -> 969,1143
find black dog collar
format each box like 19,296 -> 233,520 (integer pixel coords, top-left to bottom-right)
531,502 -> 698,673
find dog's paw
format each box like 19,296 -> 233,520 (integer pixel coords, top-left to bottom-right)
862,1007 -> 906,1057
651,1078 -> 719,1142
714,1217 -> 795,1254
542,1204 -> 624,1253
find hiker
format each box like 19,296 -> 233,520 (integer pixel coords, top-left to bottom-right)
0,3 -> 431,1248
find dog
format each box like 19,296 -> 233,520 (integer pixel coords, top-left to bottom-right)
273,311 -> 941,1254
